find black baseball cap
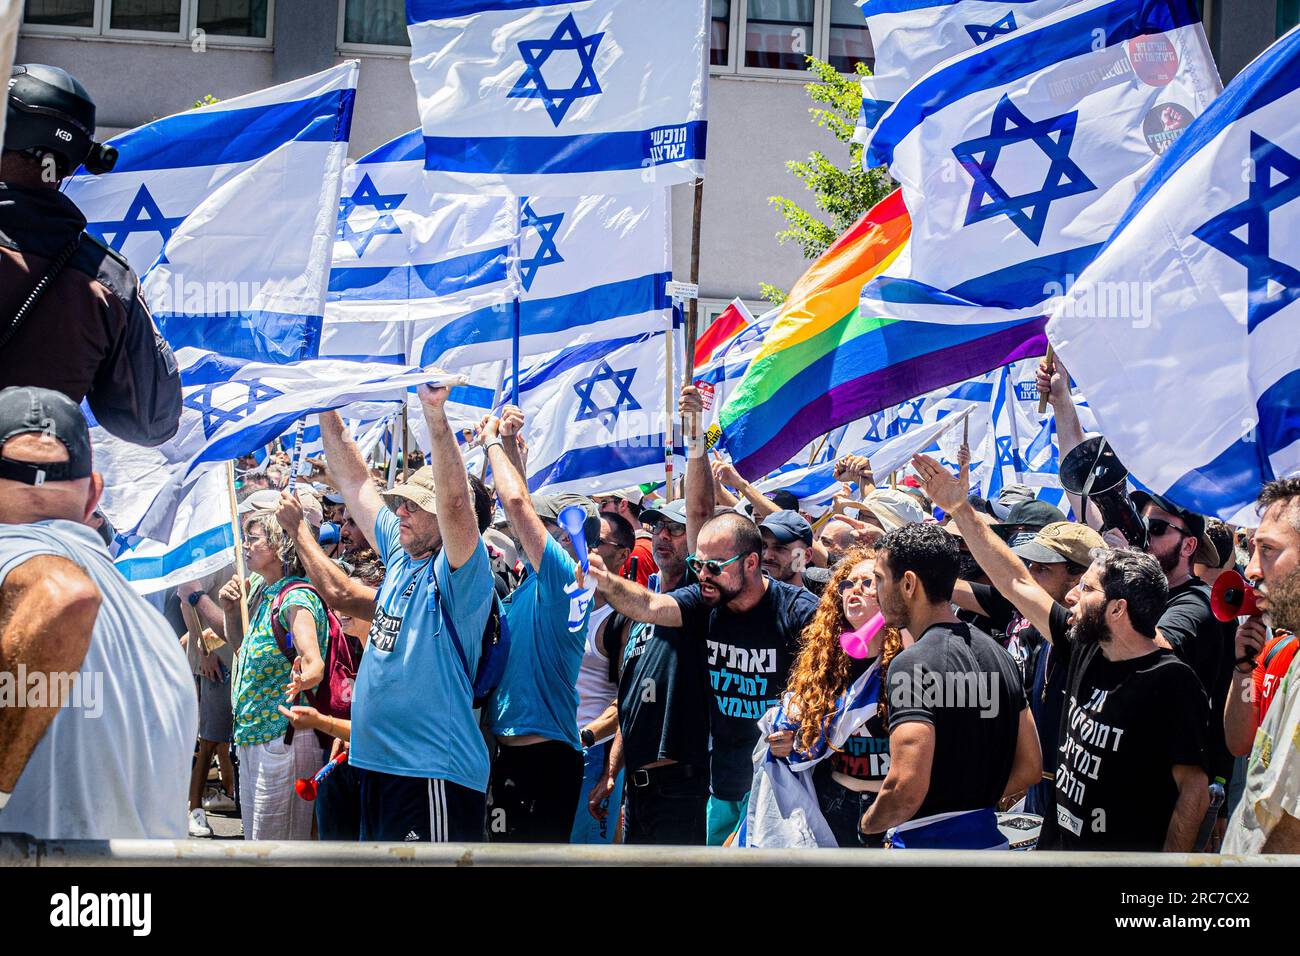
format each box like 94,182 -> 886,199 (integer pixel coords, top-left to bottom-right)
992,499 -> 1066,544
760,510 -> 814,547
1131,491 -> 1219,566
0,386 -> 93,485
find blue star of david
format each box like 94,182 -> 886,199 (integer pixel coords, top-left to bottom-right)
508,12 -> 604,126
862,411 -> 887,443
966,11 -> 1017,45
952,94 -> 1097,245
519,199 -> 564,291
85,184 -> 187,257
184,381 -> 285,439
995,436 -> 1023,469
1193,132 -> 1300,333
337,174 -> 405,258
895,399 -> 925,431
573,360 -> 641,429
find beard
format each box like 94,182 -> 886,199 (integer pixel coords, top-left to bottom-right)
1148,539 -> 1181,576
1068,600 -> 1112,646
700,576 -> 743,607
1267,566 -> 1300,634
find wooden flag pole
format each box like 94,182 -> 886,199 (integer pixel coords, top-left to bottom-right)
1038,345 -> 1055,414
664,321 -> 675,500
808,430 -> 832,467
224,460 -> 250,639
682,178 -> 705,471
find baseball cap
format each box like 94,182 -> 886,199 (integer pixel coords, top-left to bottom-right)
760,510 -> 814,547
1130,491 -> 1219,567
0,386 -> 92,485
1012,521 -> 1106,567
533,492 -> 602,543
380,465 -> 438,514
238,489 -> 282,515
483,528 -> 520,570
993,500 -> 1067,545
297,488 -> 324,529
603,487 -> 645,507
863,488 -> 928,531
989,483 -> 1037,520
642,498 -> 688,526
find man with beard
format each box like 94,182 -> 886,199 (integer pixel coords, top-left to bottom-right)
857,520 -> 1040,849
915,453 -> 1209,850
587,510 -> 818,844
1224,477 -> 1300,853
759,511 -> 814,591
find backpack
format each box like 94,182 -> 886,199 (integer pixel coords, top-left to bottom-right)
429,560 -> 510,709
270,581 -> 357,747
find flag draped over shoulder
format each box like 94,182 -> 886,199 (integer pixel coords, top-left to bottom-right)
854,0 -> 1083,150
65,63 -> 358,365
406,0 -> 708,195
1048,25 -> 1300,525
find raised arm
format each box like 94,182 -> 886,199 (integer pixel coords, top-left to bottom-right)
713,458 -> 780,519
681,385 -> 714,553
914,452 -> 1060,641
1037,356 -> 1095,528
318,411 -> 384,547
417,383 -> 480,571
710,458 -> 740,509
0,556 -> 101,793
276,492 -> 377,621
587,553 -> 683,628
480,413 -> 549,573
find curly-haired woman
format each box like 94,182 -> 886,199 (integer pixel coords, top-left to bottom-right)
219,509 -> 330,841
768,547 -> 908,847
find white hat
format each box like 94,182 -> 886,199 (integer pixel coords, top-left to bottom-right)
863,489 -> 928,531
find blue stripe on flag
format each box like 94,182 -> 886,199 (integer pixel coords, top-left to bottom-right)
356,128 -> 424,164
527,435 -> 668,492
866,0 -> 1204,167
105,90 -> 356,173
115,525 -> 234,582
408,0 -> 570,22
418,272 -> 669,365
516,333 -> 653,394
422,122 -> 708,175
328,246 -> 511,301
449,383 -> 497,408
156,311 -> 324,364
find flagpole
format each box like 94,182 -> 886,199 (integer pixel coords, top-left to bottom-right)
286,417 -> 307,494
1005,366 -> 1026,484
808,430 -> 831,467
224,460 -> 250,639
511,296 -> 522,407
682,178 -> 704,465
664,309 -> 676,500
1038,345 -> 1055,414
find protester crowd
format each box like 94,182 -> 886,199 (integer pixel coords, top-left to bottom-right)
2,357 -> 1298,854
1,62 -> 1298,856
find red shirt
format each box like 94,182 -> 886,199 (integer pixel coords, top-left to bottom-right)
621,535 -> 657,587
1253,629 -> 1298,722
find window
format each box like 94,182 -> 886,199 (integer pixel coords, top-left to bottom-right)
340,0 -> 409,51
826,0 -> 872,73
1279,0 -> 1300,36
744,0 -> 815,71
711,0 -> 732,67
21,0 -> 272,43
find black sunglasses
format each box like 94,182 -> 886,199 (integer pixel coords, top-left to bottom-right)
1146,517 -> 1190,538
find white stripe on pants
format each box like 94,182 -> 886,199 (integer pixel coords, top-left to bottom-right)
237,734 -> 322,841
428,779 -> 446,842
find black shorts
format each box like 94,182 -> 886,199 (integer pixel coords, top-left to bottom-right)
356,767 -> 486,843
487,740 -> 584,843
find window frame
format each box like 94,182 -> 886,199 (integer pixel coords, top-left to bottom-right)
20,0 -> 274,48
336,0 -> 412,57
711,0 -> 870,80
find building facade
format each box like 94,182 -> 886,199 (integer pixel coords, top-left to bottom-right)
15,0 -> 1295,327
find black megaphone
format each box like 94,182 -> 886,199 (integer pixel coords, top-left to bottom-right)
1059,436 -> 1148,549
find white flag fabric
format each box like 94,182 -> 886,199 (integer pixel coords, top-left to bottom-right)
1048,25 -> 1300,526
65,63 -> 358,364
113,467 -> 233,595
508,331 -> 671,495
861,0 -> 1219,329
413,190 -> 671,369
323,128 -> 520,363
854,0 -> 1083,150
406,0 -> 708,195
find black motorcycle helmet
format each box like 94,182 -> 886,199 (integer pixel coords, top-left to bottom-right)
5,64 -> 117,177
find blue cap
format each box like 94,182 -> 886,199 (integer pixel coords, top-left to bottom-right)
760,510 -> 813,547
318,522 -> 340,547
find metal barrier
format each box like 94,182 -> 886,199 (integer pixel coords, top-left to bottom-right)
2,834 -> 1296,866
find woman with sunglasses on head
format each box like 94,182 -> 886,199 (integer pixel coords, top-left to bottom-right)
765,547 -> 908,847
219,509 -> 331,841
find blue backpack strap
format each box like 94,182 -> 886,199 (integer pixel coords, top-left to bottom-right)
428,556 -> 474,684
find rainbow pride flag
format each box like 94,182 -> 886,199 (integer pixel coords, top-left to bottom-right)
712,189 -> 1048,478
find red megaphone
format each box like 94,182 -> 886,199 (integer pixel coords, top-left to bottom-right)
1211,570 -> 1261,622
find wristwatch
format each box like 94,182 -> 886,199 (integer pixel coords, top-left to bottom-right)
580,728 -> 596,748
186,591 -> 204,608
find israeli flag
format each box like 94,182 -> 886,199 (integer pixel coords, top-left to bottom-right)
508,331 -> 671,495
1048,26 -> 1300,525
413,190 -> 672,369
406,0 -> 709,194
695,307 -> 777,426
113,467 -> 234,596
65,63 -> 358,364
323,128 -> 521,363
855,0 -> 1083,150
862,0 -> 1219,328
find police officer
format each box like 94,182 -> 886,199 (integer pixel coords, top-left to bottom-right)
1,64 -> 181,446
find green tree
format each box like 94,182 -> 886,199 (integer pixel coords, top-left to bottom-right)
762,58 -> 895,305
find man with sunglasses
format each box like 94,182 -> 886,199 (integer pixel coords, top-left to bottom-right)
598,490 -> 657,586
317,383 -> 495,844
588,509 -> 818,844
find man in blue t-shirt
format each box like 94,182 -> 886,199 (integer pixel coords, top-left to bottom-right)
479,411 -> 597,843
320,384 -> 494,843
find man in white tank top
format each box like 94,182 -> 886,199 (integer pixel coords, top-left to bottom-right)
569,512 -> 634,843
0,387 -> 196,840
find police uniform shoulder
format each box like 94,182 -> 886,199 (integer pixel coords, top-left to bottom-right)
81,229 -> 131,268
75,230 -> 141,301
